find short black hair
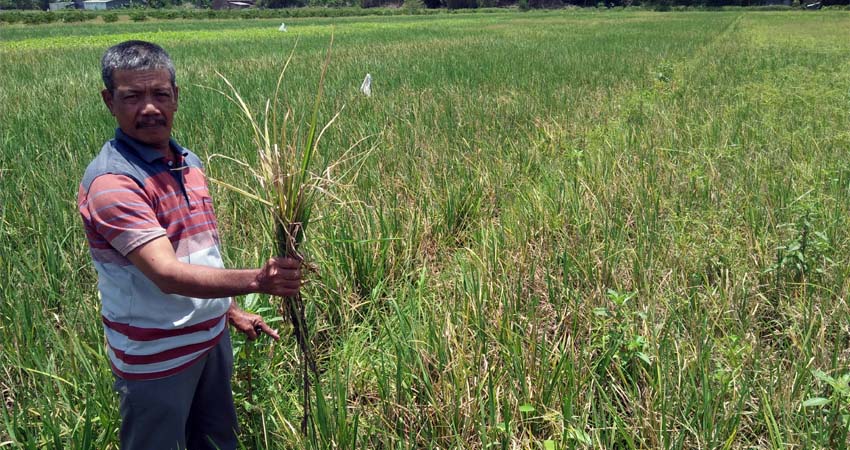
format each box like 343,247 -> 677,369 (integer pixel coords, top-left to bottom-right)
101,40 -> 176,93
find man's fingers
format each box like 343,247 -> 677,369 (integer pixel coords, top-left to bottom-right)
245,325 -> 259,341
278,278 -> 301,288
271,289 -> 300,298
256,322 -> 280,341
252,323 -> 280,341
274,257 -> 302,269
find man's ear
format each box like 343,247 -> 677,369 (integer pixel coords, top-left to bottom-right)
101,89 -> 114,115
173,85 -> 179,110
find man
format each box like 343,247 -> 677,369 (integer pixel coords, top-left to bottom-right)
77,40 -> 301,449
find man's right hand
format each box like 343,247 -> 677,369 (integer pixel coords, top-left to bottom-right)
127,236 -> 304,299
250,257 -> 303,298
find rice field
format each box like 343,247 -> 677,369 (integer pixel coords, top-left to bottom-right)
2,9 -> 850,449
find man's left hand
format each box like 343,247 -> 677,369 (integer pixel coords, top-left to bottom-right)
227,303 -> 280,341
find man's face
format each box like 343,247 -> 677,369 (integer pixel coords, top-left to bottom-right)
101,69 -> 178,152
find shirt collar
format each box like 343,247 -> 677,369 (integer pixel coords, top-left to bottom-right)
114,128 -> 188,164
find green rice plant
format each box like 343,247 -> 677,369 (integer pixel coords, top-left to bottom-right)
317,202 -> 409,309
767,212 -> 833,285
436,176 -> 486,247
803,369 -> 850,447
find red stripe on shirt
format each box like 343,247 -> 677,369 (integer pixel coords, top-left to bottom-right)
110,345 -> 216,381
85,175 -> 164,248
108,328 -> 224,365
103,314 -> 225,342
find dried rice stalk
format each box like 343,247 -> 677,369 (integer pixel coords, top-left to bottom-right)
206,36 -> 337,435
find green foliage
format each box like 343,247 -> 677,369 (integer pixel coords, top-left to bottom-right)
652,0 -> 671,10
146,0 -> 173,8
804,370 -> 850,446
446,0 -> 476,8
766,213 -> 832,284
101,11 -> 119,21
58,10 -> 91,22
0,11 -> 26,21
0,0 -> 38,9
128,10 -> 147,19
20,11 -> 58,22
257,0 -> 306,8
147,8 -> 181,18
309,0 -> 354,7
590,289 -> 651,378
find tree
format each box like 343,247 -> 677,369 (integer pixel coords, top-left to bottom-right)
257,0 -> 305,7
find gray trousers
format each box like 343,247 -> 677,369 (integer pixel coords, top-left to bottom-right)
112,330 -> 239,450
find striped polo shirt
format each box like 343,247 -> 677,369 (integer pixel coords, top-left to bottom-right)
78,128 -> 231,380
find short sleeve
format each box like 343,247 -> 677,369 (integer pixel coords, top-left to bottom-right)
84,174 -> 167,256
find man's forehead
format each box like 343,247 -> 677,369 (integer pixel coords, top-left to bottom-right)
112,69 -> 173,88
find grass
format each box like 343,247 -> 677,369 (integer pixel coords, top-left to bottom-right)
2,9 -> 850,449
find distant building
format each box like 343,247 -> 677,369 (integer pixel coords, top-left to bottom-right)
48,1 -> 74,9
82,0 -> 130,9
212,0 -> 254,8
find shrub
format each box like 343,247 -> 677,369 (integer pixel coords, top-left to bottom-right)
21,13 -> 44,24
152,9 -> 180,19
528,0 -> 562,7
0,11 -> 25,23
60,10 -> 89,22
23,12 -> 58,24
129,11 -> 147,20
102,11 -> 119,21
446,0 -> 476,8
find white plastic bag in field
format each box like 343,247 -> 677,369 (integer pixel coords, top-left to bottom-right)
360,73 -> 372,97
278,22 -> 287,32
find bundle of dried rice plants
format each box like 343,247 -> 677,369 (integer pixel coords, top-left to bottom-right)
206,35 -> 364,435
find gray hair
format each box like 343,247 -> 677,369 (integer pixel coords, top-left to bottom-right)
101,40 -> 176,93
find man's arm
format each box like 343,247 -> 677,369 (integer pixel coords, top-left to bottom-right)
126,236 -> 302,299
126,236 -> 299,340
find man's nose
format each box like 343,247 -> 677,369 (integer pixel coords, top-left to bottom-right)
140,96 -> 162,115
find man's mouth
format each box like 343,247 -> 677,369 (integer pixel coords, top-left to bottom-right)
136,118 -> 167,129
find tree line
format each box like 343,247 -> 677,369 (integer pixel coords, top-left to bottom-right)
2,0 -> 848,16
